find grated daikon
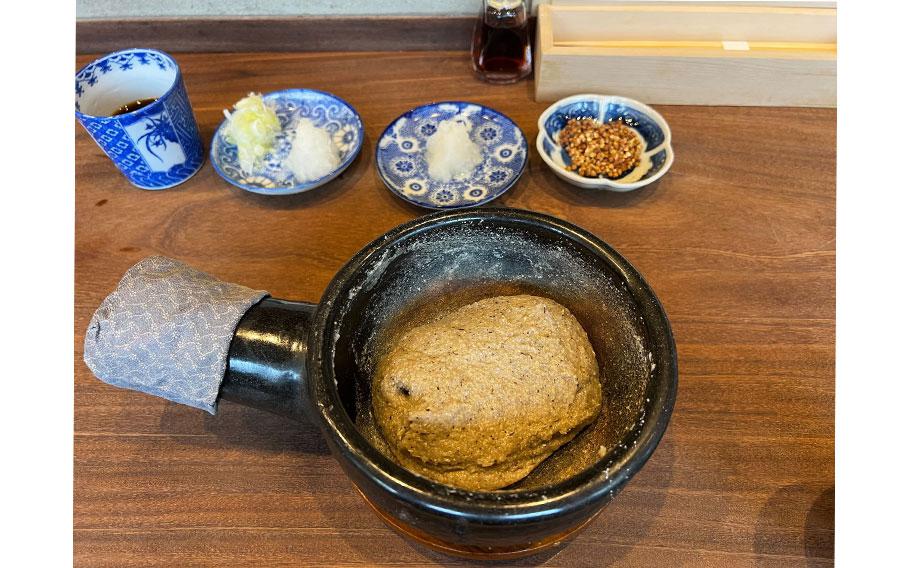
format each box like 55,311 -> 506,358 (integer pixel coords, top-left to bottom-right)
425,119 -> 482,181
286,118 -> 342,183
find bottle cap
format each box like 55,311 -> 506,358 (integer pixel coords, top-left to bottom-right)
488,0 -> 523,10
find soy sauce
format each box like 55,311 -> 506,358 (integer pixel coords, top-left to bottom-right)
112,98 -> 157,116
472,0 -> 532,84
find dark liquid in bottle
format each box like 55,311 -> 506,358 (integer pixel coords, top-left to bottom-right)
472,3 -> 532,84
112,98 -> 157,116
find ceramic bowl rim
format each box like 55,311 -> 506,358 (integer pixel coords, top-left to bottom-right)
375,100 -> 529,210
536,132 -> 675,193
209,88 -> 364,196
536,94 -> 674,191
308,207 -> 678,523
74,47 -> 181,121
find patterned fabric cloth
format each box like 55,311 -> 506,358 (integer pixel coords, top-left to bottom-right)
83,256 -> 269,414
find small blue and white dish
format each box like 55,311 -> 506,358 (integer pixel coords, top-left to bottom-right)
210,89 -> 363,195
537,94 -> 674,191
376,101 -> 528,209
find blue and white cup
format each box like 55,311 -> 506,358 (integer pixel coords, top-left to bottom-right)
75,48 -> 205,189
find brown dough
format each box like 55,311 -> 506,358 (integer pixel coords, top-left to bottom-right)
372,295 -> 602,491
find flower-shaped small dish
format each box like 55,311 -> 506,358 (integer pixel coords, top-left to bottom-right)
211,89 -> 363,195
537,94 -> 674,191
376,101 -> 528,209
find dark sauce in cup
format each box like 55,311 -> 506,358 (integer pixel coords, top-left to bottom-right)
112,98 -> 157,116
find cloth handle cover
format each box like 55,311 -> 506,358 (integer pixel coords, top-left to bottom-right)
83,256 -> 269,414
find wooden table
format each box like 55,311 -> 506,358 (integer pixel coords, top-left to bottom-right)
75,51 -> 835,567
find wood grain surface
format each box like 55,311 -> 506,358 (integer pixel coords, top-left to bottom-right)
74,51 -> 835,567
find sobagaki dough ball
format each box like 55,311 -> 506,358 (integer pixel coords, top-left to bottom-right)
372,295 -> 602,491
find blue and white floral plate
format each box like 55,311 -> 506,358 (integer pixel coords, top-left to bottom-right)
537,94 -> 674,191
376,101 -> 528,209
211,89 -> 363,195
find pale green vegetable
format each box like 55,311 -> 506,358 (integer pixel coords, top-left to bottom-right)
221,93 -> 281,174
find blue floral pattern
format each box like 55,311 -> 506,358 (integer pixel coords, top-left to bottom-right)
134,115 -> 179,162
376,102 -> 527,209
210,89 -> 364,195
463,186 -> 489,202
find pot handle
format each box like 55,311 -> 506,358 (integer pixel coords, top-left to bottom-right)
220,297 -> 314,422
83,256 -> 312,422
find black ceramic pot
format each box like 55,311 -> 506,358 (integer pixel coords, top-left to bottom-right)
194,208 -> 675,558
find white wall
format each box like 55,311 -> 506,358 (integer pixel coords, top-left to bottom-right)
76,0 -> 519,19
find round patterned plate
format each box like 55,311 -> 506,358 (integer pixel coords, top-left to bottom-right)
211,89 -> 363,195
376,101 -> 528,209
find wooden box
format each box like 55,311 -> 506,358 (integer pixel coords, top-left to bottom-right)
534,3 -> 837,106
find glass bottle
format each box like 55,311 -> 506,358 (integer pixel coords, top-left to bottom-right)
472,0 -> 532,84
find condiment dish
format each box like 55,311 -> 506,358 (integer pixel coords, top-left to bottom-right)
211,89 -> 363,195
536,94 -> 673,191
376,101 -> 527,209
